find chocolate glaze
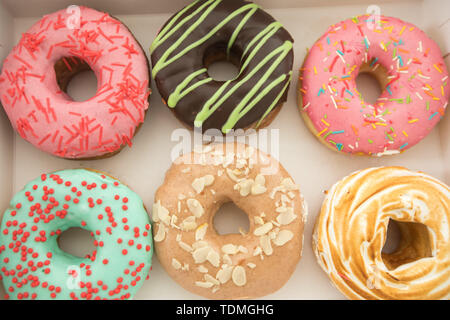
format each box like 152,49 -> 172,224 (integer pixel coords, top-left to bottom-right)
151,0 -> 294,133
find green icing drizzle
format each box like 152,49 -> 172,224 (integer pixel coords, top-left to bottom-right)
221,44 -> 292,133
150,0 -> 207,54
152,1 -> 258,77
151,0 -> 293,132
241,22 -> 282,59
255,71 -> 292,128
168,68 -> 213,107
195,41 -> 292,132
226,6 -> 259,57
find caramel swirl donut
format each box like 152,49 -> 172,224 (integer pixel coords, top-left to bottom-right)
313,167 -> 450,300
152,143 -> 306,299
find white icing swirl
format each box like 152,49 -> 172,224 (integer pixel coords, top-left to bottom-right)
313,167 -> 450,300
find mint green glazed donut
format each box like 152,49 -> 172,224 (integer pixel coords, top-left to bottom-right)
0,169 -> 153,300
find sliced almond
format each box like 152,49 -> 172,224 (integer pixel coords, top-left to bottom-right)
239,227 -> 247,236
244,146 -> 254,159
260,235 -> 273,256
236,158 -> 247,169
226,168 -> 239,182
253,246 -> 262,256
247,262 -> 256,269
268,230 -> 278,240
195,223 -> 208,241
276,207 -> 297,225
170,215 -> 178,228
180,216 -> 197,231
187,199 -> 204,218
237,179 -> 253,197
204,274 -> 220,286
206,250 -> 220,267
192,240 -> 208,249
270,186 -> 283,199
254,222 -> 273,236
152,201 -> 169,224
232,266 -> 247,286
178,241 -> 193,252
255,174 -> 265,186
204,175 -> 214,186
238,245 -> 248,253
192,246 -> 211,264
195,281 -> 213,288
254,216 -> 264,225
197,266 -> 208,273
251,183 -> 267,195
222,244 -> 238,255
154,223 -> 166,242
223,254 -> 233,265
191,175 -> 215,194
273,230 -> 294,246
281,178 -> 298,191
172,258 -> 182,270
192,178 -> 206,194
216,265 -> 233,284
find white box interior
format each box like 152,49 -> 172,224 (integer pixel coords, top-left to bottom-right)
0,0 -> 448,300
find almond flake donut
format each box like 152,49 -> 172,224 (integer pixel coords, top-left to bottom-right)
0,7 -> 150,159
152,143 -> 306,299
313,167 -> 450,300
0,169 -> 153,300
299,15 -> 449,156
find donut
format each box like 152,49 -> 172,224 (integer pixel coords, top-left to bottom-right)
0,7 -> 151,159
313,167 -> 450,300
298,14 -> 449,156
150,0 -> 294,133
0,169 -> 153,300
152,143 -> 306,299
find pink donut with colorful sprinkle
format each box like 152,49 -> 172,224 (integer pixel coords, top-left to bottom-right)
0,7 -> 150,159
299,14 -> 449,156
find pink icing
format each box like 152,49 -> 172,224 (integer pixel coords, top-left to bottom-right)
0,7 -> 150,158
300,14 -> 449,156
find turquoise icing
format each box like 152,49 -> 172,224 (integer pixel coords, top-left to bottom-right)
0,169 -> 153,300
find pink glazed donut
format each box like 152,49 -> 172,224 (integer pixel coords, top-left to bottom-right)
298,14 -> 449,156
0,7 -> 150,159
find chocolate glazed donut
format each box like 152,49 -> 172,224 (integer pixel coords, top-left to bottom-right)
150,0 -> 294,133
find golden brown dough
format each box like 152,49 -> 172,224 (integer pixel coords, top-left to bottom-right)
152,143 -> 306,299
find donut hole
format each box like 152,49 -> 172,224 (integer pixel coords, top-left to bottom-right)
204,43 -> 241,82
355,61 -> 389,105
54,57 -> 98,102
213,202 -> 250,235
58,227 -> 96,259
381,218 -> 401,254
381,219 -> 434,270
